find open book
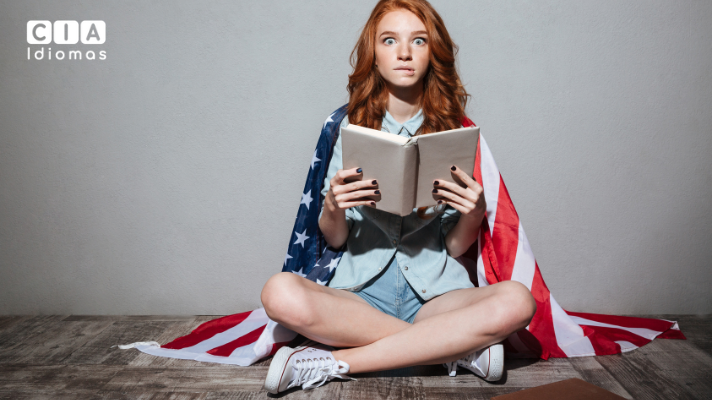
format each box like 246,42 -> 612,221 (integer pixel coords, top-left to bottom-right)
341,123 -> 480,216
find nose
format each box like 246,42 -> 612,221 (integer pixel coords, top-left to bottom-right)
397,43 -> 412,62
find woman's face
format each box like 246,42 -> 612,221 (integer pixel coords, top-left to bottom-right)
374,9 -> 430,90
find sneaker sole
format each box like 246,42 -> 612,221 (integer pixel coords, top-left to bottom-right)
484,344 -> 504,382
263,341 -> 313,394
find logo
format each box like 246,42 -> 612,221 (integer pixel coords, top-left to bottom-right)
27,20 -> 107,61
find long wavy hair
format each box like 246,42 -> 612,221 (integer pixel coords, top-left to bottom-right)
347,0 -> 470,218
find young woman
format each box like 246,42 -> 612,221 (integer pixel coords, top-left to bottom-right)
261,0 -> 536,393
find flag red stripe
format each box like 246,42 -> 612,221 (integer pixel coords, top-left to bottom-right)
490,178 -> 521,282
658,328 -> 686,340
527,266 -> 566,359
461,116 -> 476,128
161,311 -> 253,350
582,325 -> 653,355
480,219 -> 501,284
565,311 -> 676,332
207,324 -> 267,357
580,325 -> 623,355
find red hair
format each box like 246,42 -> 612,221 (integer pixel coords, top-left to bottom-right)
346,0 -> 470,135
347,0 -> 470,218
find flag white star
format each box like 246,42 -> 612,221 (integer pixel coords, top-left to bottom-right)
323,112 -> 335,130
301,190 -> 313,210
284,253 -> 292,267
316,278 -> 327,286
325,257 -> 341,272
293,229 -> 309,248
310,150 -> 320,170
292,267 -> 307,278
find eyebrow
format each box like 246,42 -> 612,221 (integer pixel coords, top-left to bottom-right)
379,30 -> 428,37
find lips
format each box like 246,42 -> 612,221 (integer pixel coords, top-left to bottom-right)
395,67 -> 415,76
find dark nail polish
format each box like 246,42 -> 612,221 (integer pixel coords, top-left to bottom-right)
438,199 -> 443,204
432,188 -> 438,193
434,180 -> 439,185
374,190 -> 380,194
370,201 -> 376,206
357,167 -> 362,173
372,180 -> 377,185
450,165 -> 456,171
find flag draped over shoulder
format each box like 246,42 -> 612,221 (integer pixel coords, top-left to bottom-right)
123,104 -> 684,365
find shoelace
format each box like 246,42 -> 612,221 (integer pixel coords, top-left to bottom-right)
443,360 -> 458,376
287,356 -> 353,390
444,348 -> 485,377
459,351 -> 476,367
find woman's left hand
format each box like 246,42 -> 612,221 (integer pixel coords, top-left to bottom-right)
433,165 -> 486,221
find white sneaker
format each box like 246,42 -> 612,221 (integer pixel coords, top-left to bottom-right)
263,340 -> 355,394
443,343 -> 504,382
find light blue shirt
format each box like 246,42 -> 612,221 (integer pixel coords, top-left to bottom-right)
319,109 -> 475,300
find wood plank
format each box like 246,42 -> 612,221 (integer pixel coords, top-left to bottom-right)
664,314 -> 712,358
566,357 -> 633,399
595,351 -> 699,400
491,357 -> 582,388
630,335 -> 712,399
0,391 -> 102,400
338,374 -> 487,399
205,386 -> 341,400
101,366 -> 268,393
97,392 -> 209,400
204,391 -> 273,400
0,316 -> 26,333
62,315 -> 200,322
0,315 -> 66,348
0,320 -> 114,364
0,364 -> 122,395
61,320 -> 185,365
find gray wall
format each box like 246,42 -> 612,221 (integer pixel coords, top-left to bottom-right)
1,0 -> 710,315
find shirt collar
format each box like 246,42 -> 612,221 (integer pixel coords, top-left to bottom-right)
382,108 -> 424,137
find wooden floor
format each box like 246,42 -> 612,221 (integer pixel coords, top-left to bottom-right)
0,315 -> 710,399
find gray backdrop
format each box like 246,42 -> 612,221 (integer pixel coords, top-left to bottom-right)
1,0 -> 710,315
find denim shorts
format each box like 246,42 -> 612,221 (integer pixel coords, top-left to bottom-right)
352,255 -> 426,324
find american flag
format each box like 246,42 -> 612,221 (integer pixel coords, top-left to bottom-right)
122,104 -> 684,365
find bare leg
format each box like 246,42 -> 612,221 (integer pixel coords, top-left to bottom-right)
261,273 -> 536,374
261,272 -> 411,347
332,280 -> 536,373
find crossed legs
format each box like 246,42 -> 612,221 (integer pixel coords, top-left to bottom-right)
260,272 -> 536,374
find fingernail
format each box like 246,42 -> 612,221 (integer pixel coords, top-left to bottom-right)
357,167 -> 363,173
432,188 -> 438,193
450,165 -> 456,171
370,201 -> 376,206
372,180 -> 377,185
374,190 -> 380,194
434,180 -> 439,185
438,199 -> 443,204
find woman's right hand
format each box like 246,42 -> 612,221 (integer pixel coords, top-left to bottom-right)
326,167 -> 381,210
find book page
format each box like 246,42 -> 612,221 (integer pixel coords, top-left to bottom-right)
413,126 -> 480,208
341,124 -> 418,216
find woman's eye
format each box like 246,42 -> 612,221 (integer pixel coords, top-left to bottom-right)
384,38 -> 396,45
414,38 -> 426,45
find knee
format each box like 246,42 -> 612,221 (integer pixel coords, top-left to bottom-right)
260,272 -> 315,328
490,281 -> 537,335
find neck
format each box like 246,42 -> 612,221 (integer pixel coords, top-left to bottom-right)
385,82 -> 423,124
